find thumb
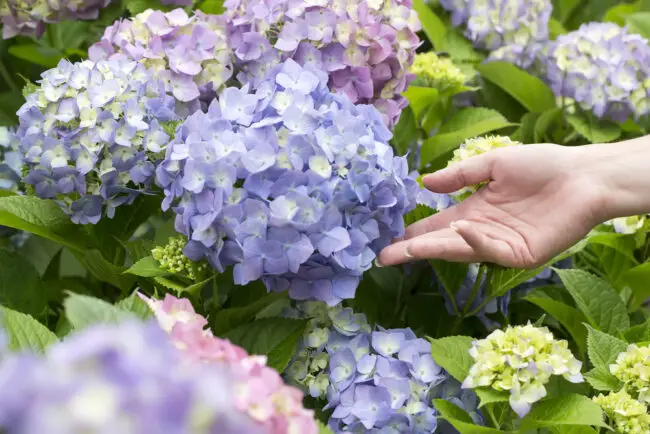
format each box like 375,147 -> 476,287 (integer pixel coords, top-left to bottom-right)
422,152 -> 495,193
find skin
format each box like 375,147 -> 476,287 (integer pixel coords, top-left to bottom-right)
378,135 -> 650,268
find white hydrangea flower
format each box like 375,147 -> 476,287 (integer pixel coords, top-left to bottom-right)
604,215 -> 647,235
593,389 -> 650,434
462,323 -> 583,417
610,344 -> 650,404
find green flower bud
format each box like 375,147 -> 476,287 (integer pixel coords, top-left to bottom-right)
151,236 -> 198,280
410,52 -> 467,93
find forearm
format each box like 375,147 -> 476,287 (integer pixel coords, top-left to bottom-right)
579,134 -> 650,222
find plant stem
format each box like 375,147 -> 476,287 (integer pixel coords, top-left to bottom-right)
486,406 -> 500,430
463,264 -> 486,316
0,59 -> 19,93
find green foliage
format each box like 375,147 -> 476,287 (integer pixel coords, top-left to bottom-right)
124,256 -> 169,278
0,305 -> 58,352
0,249 -> 47,317
428,335 -> 474,382
63,293 -> 133,330
433,400 -> 510,433
224,317 -> 308,372
520,394 -> 607,429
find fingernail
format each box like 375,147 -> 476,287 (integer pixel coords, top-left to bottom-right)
374,258 -> 384,268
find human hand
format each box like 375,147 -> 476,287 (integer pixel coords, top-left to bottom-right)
378,143 -> 606,268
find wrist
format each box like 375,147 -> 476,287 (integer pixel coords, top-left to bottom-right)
578,136 -> 650,223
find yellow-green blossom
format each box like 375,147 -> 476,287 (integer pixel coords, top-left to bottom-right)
462,323 -> 583,418
594,389 -> 650,434
151,236 -> 203,280
447,135 -> 521,201
610,344 -> 650,404
605,215 -> 648,235
411,52 -> 466,93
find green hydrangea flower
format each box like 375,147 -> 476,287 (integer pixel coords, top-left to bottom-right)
151,236 -> 204,280
610,344 -> 650,404
447,135 -> 521,201
462,323 -> 583,418
593,389 -> 650,434
411,52 -> 467,93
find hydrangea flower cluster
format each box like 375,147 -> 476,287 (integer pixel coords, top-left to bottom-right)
440,0 -> 551,68
545,22 -> 650,121
152,235 -> 206,279
593,389 -> 650,434
462,323 -> 584,418
16,58 -> 183,224
0,320 -> 261,433
157,59 -> 418,305
224,0 -> 422,127
89,9 -> 233,107
410,52 -> 466,93
446,135 -> 520,201
0,126 -> 22,193
283,301 -> 474,433
1,0 -> 111,39
610,344 -> 650,405
140,293 -> 319,434
605,215 -> 648,235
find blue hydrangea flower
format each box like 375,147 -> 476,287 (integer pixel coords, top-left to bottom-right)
283,301 -> 483,433
157,59 -> 419,305
15,58 -> 185,224
544,22 -> 650,121
441,0 -> 552,68
0,126 -> 22,193
0,320 -> 258,433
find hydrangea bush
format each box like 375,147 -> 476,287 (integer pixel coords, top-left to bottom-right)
0,1 -> 649,433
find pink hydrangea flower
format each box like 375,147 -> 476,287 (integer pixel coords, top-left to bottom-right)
139,293 -> 318,434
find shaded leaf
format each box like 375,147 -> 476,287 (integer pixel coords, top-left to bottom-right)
211,292 -> 286,335
64,293 -> 131,330
433,400 -> 510,433
0,249 -> 48,317
0,305 -> 58,352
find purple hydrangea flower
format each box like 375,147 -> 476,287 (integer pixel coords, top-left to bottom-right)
0,320 -> 258,433
0,127 -> 22,193
224,0 -> 422,127
16,58 -> 184,224
1,0 -> 111,39
441,0 -> 551,68
283,301 -> 478,433
544,22 -> 650,121
157,59 -> 419,305
89,9 -> 234,107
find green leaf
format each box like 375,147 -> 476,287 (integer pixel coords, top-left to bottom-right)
604,1 -> 642,26
211,292 -> 286,335
0,306 -> 58,352
566,114 -> 621,143
224,318 -> 307,372
439,27 -> 484,63
555,0 -> 581,24
48,21 -> 90,51
549,17 -> 568,39
554,268 -> 629,334
197,0 -> 225,14
125,0 -> 175,15
587,232 -> 638,263
124,256 -> 169,278
64,293 -> 131,330
0,196 -> 87,252
391,105 -> 419,156
487,239 -> 586,298
476,62 -> 556,113
428,335 -> 474,382
521,394 -> 607,429
586,325 -> 628,373
429,260 -> 470,296
534,108 -> 562,142
0,250 -> 48,317
412,0 -> 446,49
475,388 -> 509,408
8,44 -> 63,68
624,319 -> 650,343
403,86 -> 439,121
433,400 -> 509,433
622,263 -> 650,311
77,250 -> 135,292
116,292 -> 153,320
317,421 -> 334,434
419,108 -> 516,168
524,296 -> 588,357
584,367 -> 623,391
626,12 -> 650,39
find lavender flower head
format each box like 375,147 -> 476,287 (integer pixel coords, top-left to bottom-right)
441,0 -> 551,68
157,59 -> 419,305
224,0 -> 422,127
1,0 -> 111,39
283,301 -> 465,433
0,320 -> 258,433
545,22 -> 650,121
89,9 -> 233,106
16,58 -> 184,224
0,127 -> 23,193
